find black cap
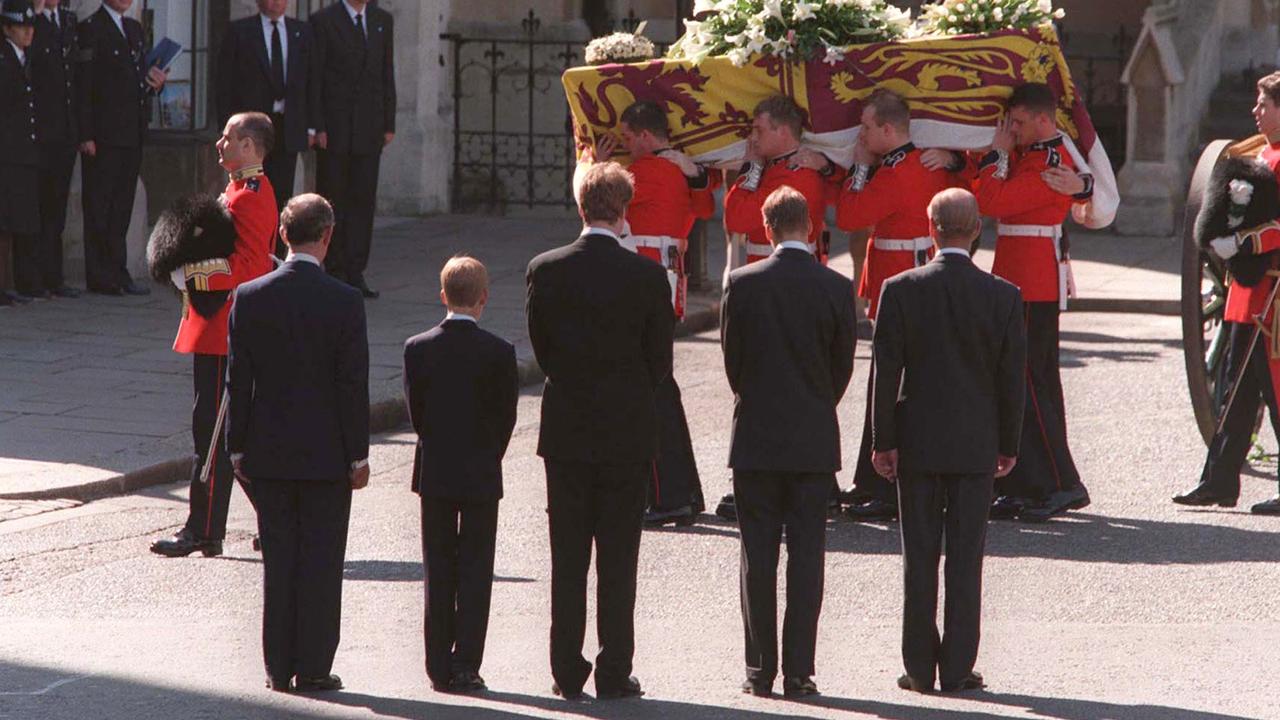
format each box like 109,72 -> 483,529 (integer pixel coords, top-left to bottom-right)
0,0 -> 35,27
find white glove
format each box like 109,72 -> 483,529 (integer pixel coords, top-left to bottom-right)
1209,235 -> 1240,259
170,267 -> 187,291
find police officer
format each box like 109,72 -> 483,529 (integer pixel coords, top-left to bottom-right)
76,0 -> 165,296
0,0 -> 39,307
30,0 -> 79,298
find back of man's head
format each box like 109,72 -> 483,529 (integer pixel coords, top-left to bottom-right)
762,185 -> 810,243
577,162 -> 634,225
927,188 -> 981,248
440,255 -> 488,310
281,193 -> 335,249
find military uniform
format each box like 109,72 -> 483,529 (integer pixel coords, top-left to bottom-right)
0,1 -> 39,304
724,152 -> 830,266
30,4 -> 77,296
76,5 -> 152,295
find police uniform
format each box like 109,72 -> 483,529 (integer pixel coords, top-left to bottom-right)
0,0 -> 40,304
975,134 -> 1088,514
76,4 -> 152,295
31,3 -> 78,296
621,151 -> 714,522
152,166 -> 278,557
724,152 -> 830,266
835,142 -> 956,514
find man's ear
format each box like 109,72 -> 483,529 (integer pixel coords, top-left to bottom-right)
439,288 -> 448,306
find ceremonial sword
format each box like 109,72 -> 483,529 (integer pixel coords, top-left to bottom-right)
197,389 -> 231,490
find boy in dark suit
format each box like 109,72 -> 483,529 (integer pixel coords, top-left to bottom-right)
403,255 -> 518,693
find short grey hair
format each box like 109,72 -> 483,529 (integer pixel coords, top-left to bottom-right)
280,193 -> 335,247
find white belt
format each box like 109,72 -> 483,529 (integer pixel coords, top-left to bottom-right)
746,241 -> 775,257
873,236 -> 932,252
997,223 -> 1062,239
625,234 -> 681,251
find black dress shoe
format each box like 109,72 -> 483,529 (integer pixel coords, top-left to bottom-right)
252,535 -> 261,552
596,675 -> 643,699
782,676 -> 819,698
448,671 -> 486,692
88,285 -> 123,296
52,285 -> 81,298
1021,486 -> 1091,523
645,505 -> 696,527
989,495 -> 1023,520
940,671 -> 985,692
741,678 -> 772,697
1173,485 -> 1238,508
1251,496 -> 1280,515
715,493 -> 737,521
121,280 -> 151,296
265,676 -> 293,693
150,528 -> 222,558
897,674 -> 933,692
551,681 -> 584,700
837,488 -> 871,506
845,498 -> 898,521
352,279 -> 379,299
294,674 -> 343,692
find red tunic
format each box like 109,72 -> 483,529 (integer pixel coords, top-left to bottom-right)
976,136 -> 1076,303
626,153 -> 714,242
1223,142 -> 1280,322
835,143 -> 951,319
724,154 -> 827,263
173,171 -> 278,355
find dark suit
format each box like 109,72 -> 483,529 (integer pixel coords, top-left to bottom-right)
0,39 -> 40,296
872,251 -> 1025,689
721,245 -> 856,685
226,257 -> 369,684
309,2 -> 395,285
216,14 -> 313,213
526,230 -> 674,696
403,317 -> 518,688
76,7 -> 151,291
31,7 -> 78,292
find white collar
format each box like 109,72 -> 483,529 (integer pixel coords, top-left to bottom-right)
6,39 -> 23,64
261,12 -> 285,28
583,226 -> 622,245
445,311 -> 477,323
938,247 -> 969,258
102,3 -> 125,30
776,240 -> 812,253
342,0 -> 365,21
286,251 -> 322,266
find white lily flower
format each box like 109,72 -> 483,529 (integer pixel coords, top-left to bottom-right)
793,0 -> 816,22
823,45 -> 844,65
727,46 -> 751,66
1037,0 -> 1053,12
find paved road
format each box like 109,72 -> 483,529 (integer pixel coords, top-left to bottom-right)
2,312 -> 1278,720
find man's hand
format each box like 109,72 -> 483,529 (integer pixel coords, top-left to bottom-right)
788,148 -> 830,172
851,137 -> 876,167
662,149 -> 701,177
79,140 -> 97,157
591,133 -> 619,163
313,131 -> 328,150
1209,236 -> 1240,260
349,464 -> 370,490
383,132 -> 395,147
1042,166 -> 1085,196
991,116 -> 1016,153
920,148 -> 959,171
871,449 -> 899,483
231,456 -> 251,484
995,455 -> 1017,478
145,66 -> 168,91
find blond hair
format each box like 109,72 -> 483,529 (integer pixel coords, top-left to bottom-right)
440,255 -> 488,308
577,162 -> 634,224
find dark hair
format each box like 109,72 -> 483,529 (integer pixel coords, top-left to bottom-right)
762,185 -> 810,238
1007,83 -> 1057,118
865,88 -> 911,133
577,162 -> 634,223
280,193 -> 334,247
1259,71 -> 1280,106
754,95 -> 805,140
620,101 -> 669,139
230,111 -> 275,156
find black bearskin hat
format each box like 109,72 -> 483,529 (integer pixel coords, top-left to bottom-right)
1196,155 -> 1280,287
147,193 -> 237,284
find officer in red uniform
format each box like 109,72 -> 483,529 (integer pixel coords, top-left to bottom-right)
581,100 -> 711,526
1176,71 -> 1280,516
151,112 -> 279,557
975,83 -> 1094,522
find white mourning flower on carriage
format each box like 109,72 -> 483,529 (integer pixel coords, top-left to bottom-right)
584,32 -> 657,65
793,0 -> 817,22
823,44 -> 845,65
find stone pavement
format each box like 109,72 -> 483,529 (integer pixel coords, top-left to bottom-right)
0,213 -> 1177,503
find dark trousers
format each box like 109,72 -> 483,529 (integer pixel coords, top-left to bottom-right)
998,301 -> 1081,500
733,470 -> 829,683
254,476 -> 353,683
545,459 -> 647,695
265,115 -> 297,212
421,495 -> 499,688
3,232 -> 40,296
316,149 -> 380,283
37,143 -> 77,290
184,354 -> 255,541
1199,321 -> 1280,495
852,358 -> 896,503
897,469 -> 993,687
648,376 -> 704,512
81,145 -> 142,290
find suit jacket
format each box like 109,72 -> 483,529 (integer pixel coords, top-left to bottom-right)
226,258 -> 370,481
722,246 -> 856,473
872,252 -> 1026,474
215,14 -> 313,154
526,231 -> 675,463
308,2 -> 395,156
31,7 -> 78,146
76,7 -> 150,147
0,41 -> 37,167
403,319 -> 519,501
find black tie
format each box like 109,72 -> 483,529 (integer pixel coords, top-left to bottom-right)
270,20 -> 285,99
354,13 -> 366,46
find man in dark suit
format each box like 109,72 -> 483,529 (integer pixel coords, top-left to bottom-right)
526,162 -> 674,701
76,0 -> 166,296
403,255 -> 518,694
226,193 -> 370,693
309,0 -> 395,299
216,0 -> 314,218
872,188 -> 1026,694
721,186 -> 856,699
30,0 -> 79,298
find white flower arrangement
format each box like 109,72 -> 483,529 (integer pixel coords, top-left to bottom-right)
669,0 -> 912,67
918,0 -> 1064,36
584,32 -> 657,65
